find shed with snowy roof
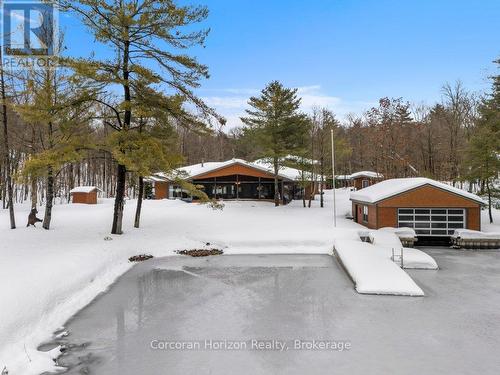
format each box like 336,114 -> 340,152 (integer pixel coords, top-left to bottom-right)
350,178 -> 485,237
349,171 -> 384,190
69,186 -> 102,204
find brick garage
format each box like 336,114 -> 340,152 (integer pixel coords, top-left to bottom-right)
350,178 -> 485,236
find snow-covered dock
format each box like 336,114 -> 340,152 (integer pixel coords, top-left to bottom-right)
451,229 -> 500,249
333,239 -> 425,296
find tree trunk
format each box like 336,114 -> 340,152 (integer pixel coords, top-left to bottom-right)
134,176 -> 144,228
31,177 -> 38,210
320,157 -> 324,208
43,166 -> 54,230
111,31 -> 131,234
486,179 -> 493,224
67,163 -> 74,203
273,157 -> 279,207
0,52 -> 15,229
111,164 -> 127,234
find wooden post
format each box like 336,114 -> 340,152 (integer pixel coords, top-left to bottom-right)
331,129 -> 337,227
281,180 -> 284,205
236,174 -> 239,200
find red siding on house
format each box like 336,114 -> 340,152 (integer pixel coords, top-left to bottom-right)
352,202 -> 377,229
193,163 -> 277,180
155,181 -> 169,199
353,177 -> 381,190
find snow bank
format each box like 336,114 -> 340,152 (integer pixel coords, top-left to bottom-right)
334,239 -> 424,296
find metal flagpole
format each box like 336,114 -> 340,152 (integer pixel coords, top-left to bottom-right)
331,129 -> 337,227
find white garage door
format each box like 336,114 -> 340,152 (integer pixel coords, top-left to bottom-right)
397,208 -> 465,236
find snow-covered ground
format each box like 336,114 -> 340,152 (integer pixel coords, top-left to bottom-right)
0,190 -> 358,374
1,188 -> 499,374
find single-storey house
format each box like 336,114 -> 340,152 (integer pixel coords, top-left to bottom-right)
350,171 -> 384,190
149,158 -> 322,204
350,178 -> 485,237
69,186 -> 102,204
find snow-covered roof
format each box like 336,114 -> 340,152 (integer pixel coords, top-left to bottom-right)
349,171 -> 384,179
334,171 -> 383,180
350,178 -> 486,204
144,174 -> 171,182
175,159 -> 298,181
253,159 -> 322,181
69,186 -> 101,194
150,158 -> 324,182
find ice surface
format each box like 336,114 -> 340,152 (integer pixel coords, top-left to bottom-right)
50,251 -> 500,375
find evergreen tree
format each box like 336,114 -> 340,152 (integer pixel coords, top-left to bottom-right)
466,59 -> 500,223
241,81 -> 308,206
59,0 -> 222,234
15,64 -> 93,230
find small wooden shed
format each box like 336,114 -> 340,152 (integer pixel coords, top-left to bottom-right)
70,186 -> 101,204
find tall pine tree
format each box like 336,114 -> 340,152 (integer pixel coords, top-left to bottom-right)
241,81 -> 308,206
59,0 -> 222,234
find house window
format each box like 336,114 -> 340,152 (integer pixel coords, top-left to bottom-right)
362,179 -> 369,188
363,206 -> 369,222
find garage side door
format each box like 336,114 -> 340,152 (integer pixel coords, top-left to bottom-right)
397,208 -> 465,236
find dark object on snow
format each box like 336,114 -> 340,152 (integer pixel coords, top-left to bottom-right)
177,249 -> 223,257
27,208 -> 42,227
129,254 -> 154,262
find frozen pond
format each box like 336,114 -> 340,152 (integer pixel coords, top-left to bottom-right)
45,250 -> 500,375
